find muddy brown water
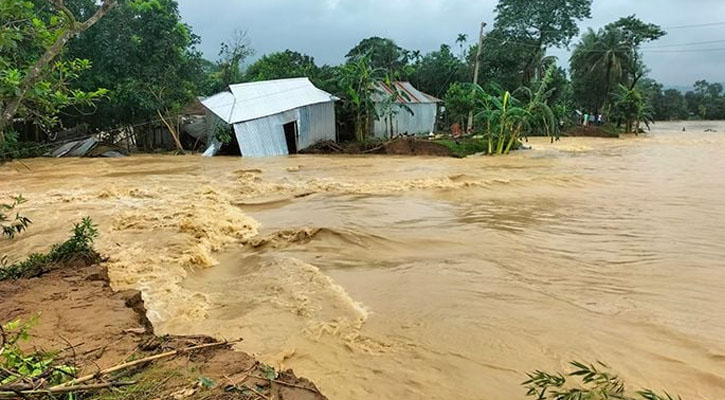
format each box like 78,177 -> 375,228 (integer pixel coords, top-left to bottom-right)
2,121 -> 725,399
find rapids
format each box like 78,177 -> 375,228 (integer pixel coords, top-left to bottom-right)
2,121 -> 725,399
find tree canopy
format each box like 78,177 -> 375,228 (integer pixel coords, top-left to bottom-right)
346,37 -> 410,75
64,0 -> 207,130
245,50 -> 320,83
0,0 -> 116,141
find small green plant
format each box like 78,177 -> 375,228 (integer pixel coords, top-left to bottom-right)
0,217 -> 101,280
0,132 -> 46,162
214,125 -> 233,144
0,318 -> 76,388
524,361 -> 681,400
1,195 -> 32,239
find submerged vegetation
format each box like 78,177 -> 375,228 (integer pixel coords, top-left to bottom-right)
523,362 -> 681,400
1,195 -> 32,239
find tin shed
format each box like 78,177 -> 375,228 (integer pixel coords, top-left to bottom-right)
201,78 -> 338,157
372,81 -> 441,139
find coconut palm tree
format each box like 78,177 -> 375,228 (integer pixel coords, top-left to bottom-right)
571,28 -> 633,112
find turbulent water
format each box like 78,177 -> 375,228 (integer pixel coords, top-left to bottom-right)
3,121 -> 725,399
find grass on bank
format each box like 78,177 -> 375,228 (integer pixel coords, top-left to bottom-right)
435,138 -> 524,157
434,139 -> 488,157
0,217 -> 101,281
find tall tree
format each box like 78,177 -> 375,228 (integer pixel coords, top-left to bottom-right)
570,17 -> 663,113
245,50 -> 319,83
570,28 -> 632,112
212,30 -> 254,91
410,44 -> 466,98
493,0 -> 592,85
0,0 -> 116,142
605,16 -> 666,88
346,37 -> 410,76
64,0 -> 207,133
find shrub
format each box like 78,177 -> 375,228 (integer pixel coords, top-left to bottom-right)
1,195 -> 32,239
0,132 -> 46,161
0,318 -> 76,388
524,361 -> 681,400
0,217 -> 101,280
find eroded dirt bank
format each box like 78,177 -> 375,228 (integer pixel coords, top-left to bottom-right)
3,121 -> 725,399
0,262 -> 326,400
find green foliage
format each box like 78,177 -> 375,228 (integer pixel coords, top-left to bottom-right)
611,84 -> 652,133
208,30 -> 255,92
570,16 -> 665,113
444,82 -> 478,129
214,124 -> 232,144
1,318 -> 77,388
64,0 -> 208,131
683,80 -> 725,120
444,65 -> 559,155
346,37 -> 410,76
335,56 -> 387,141
0,217 -> 100,280
434,139 -> 489,158
0,194 -> 31,239
493,0 -> 592,86
245,50 -> 320,83
523,361 -> 681,400
495,0 -> 592,49
0,0 -> 110,139
410,44 -> 467,99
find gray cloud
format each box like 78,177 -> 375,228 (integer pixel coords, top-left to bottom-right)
178,0 -> 725,86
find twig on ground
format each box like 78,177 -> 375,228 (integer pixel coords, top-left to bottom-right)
241,383 -> 270,400
55,340 -> 238,388
0,381 -> 136,398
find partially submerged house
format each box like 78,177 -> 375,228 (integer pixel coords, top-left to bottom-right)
201,78 -> 338,157
372,82 -> 441,139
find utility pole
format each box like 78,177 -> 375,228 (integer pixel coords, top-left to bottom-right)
467,21 -> 487,132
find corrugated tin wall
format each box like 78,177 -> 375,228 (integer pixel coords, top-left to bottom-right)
211,101 -> 336,157
233,109 -> 298,157
298,102 -> 336,148
372,103 -> 437,139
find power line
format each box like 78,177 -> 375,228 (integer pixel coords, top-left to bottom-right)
645,47 -> 725,54
644,39 -> 725,49
663,21 -> 725,30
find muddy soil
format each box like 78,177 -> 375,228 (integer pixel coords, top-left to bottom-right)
0,263 -> 326,400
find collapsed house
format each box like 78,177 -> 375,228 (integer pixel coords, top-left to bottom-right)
372,81 -> 441,139
201,78 -> 338,157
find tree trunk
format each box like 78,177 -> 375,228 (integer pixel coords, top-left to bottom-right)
0,0 -> 117,143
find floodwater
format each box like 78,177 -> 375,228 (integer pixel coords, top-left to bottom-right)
2,121 -> 725,399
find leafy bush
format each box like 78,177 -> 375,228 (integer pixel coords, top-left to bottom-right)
435,139 -> 489,158
0,132 -> 47,161
0,318 -> 76,388
524,361 -> 681,400
0,217 -> 101,280
1,195 -> 32,239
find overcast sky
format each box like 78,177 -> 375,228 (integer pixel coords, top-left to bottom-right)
177,0 -> 725,87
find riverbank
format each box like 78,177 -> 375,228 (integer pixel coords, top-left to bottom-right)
0,261 -> 326,400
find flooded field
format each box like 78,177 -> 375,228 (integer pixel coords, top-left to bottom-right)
3,121 -> 725,399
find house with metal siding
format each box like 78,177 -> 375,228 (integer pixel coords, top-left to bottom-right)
372,82 -> 441,139
200,78 -> 338,157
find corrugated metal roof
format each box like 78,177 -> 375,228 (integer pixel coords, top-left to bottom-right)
374,81 -> 442,104
201,78 -> 337,125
